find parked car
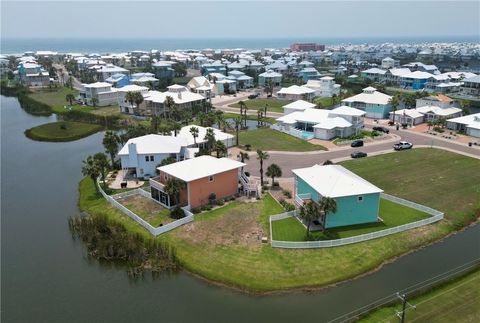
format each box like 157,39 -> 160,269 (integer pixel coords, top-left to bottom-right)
248,93 -> 259,99
351,140 -> 364,147
393,141 -> 413,150
373,126 -> 390,134
351,151 -> 367,158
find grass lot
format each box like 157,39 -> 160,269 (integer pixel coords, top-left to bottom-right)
222,112 -> 277,125
172,77 -> 192,85
314,96 -> 334,108
29,87 -> 120,116
238,128 -> 326,151
359,269 -> 480,323
230,98 -> 292,113
272,199 -> 431,241
79,149 -> 480,292
24,121 -> 102,142
118,194 -> 171,227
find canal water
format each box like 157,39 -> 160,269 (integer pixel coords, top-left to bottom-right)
1,95 -> 479,323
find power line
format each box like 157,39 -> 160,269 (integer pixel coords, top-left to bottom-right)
327,259 -> 480,323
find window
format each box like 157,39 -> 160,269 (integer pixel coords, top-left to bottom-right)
150,155 -> 154,162
208,175 -> 214,182
357,195 -> 363,202
164,174 -> 169,181
145,156 -> 149,162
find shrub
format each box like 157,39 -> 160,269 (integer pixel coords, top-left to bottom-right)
216,199 -> 225,206
282,189 -> 292,198
170,207 -> 185,219
272,181 -> 280,187
433,126 -> 445,133
60,123 -> 67,130
371,130 -> 380,137
388,121 -> 395,126
245,144 -> 251,151
208,193 -> 217,204
191,207 -> 201,214
402,123 -> 408,129
244,171 -> 250,177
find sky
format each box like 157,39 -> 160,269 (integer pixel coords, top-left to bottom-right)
1,1 -> 479,39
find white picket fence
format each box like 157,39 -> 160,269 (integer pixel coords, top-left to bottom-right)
270,193 -> 444,249
98,183 -> 194,236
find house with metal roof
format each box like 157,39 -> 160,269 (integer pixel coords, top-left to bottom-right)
447,113 -> 480,138
293,165 -> 383,229
342,87 -> 392,119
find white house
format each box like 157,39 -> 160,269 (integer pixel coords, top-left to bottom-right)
277,85 -> 316,101
226,70 -> 254,89
342,87 -> 393,119
175,125 -> 235,148
381,57 -> 397,69
416,94 -> 458,109
389,109 -> 426,126
143,85 -> 206,117
117,84 -> 149,114
119,134 -> 188,178
274,106 -> 365,140
93,64 -> 129,81
282,100 -> 317,115
258,70 -> 282,86
79,82 -> 118,106
305,76 -> 341,97
446,113 -> 480,138
187,76 -> 214,99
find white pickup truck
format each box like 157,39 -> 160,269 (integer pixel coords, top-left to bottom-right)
393,141 -> 413,151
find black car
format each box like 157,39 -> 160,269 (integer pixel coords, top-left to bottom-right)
373,126 -> 390,134
351,151 -> 367,158
351,139 -> 364,147
248,93 -> 259,99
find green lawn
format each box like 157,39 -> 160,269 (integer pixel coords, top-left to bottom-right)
360,269 -> 480,323
29,87 -> 120,115
120,195 -> 171,227
24,121 -> 102,142
230,98 -> 292,113
78,148 -> 480,292
238,128 -> 326,151
314,96 -> 334,108
172,77 -> 192,85
221,112 -> 277,125
272,199 -> 431,241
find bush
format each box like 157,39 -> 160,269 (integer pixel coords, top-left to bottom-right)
272,181 -> 280,187
401,123 -> 408,129
208,193 -> 216,204
388,121 -> 395,126
60,123 -> 67,130
371,130 -> 380,137
169,207 -> 185,219
216,199 -> 225,206
282,189 -> 292,198
433,126 -> 445,133
191,207 -> 201,214
245,144 -> 251,151
244,171 -> 250,177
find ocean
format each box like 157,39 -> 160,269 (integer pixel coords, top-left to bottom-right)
1,36 -> 478,54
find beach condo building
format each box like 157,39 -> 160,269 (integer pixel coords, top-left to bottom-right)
15,62 -> 50,87
150,156 -> 245,209
258,70 -> 283,86
79,82 -> 118,106
143,85 -> 206,117
381,57 -> 398,69
400,71 -> 435,90
201,60 -> 226,76
292,165 -> 383,229
290,43 -> 325,51
461,75 -> 480,97
105,73 -> 130,88
297,67 -> 321,81
117,84 -> 150,114
152,62 -> 174,79
277,85 -> 316,101
360,68 -> 387,82
342,87 -> 392,119
305,76 -> 341,97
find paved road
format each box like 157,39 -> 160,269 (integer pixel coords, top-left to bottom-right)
243,127 -> 480,177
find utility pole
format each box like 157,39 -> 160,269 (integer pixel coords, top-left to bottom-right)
396,292 -> 416,323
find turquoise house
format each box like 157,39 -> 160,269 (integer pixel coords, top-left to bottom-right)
292,165 -> 383,229
342,87 -> 393,119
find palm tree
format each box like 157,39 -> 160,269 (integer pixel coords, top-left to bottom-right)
103,131 -> 120,167
215,111 -> 225,130
81,155 -> 100,193
298,200 -> 321,235
91,97 -> 99,108
233,116 -> 242,146
238,101 -> 246,120
65,93 -> 75,106
150,115 -> 161,133
189,126 -> 199,146
94,153 -> 110,188
256,149 -> 269,186
171,122 -> 182,136
266,163 -> 282,187
213,140 -> 227,158
133,91 -> 144,113
389,95 -> 400,125
318,196 -> 337,232
164,95 -> 175,119
125,91 -> 135,112
237,151 -> 249,163
322,160 -> 334,165
204,128 -> 216,152
164,178 -> 186,207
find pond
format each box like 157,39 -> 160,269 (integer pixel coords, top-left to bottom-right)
1,95 -> 479,322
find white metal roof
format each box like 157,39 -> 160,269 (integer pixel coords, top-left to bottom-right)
277,85 -> 316,95
313,117 -> 352,130
158,155 -> 245,182
175,125 -> 234,146
389,109 -> 424,119
342,89 -> 392,105
447,112 -> 480,127
330,105 -> 366,117
118,134 -> 186,156
117,84 -> 149,93
82,82 -> 112,88
292,165 -> 383,198
283,100 -> 316,111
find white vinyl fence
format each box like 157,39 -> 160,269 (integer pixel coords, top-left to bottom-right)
98,183 -> 194,236
270,193 -> 444,249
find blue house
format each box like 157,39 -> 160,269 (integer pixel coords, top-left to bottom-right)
201,60 -> 226,76
298,67 -> 321,81
292,165 -> 383,229
105,73 -> 130,88
152,62 -> 174,79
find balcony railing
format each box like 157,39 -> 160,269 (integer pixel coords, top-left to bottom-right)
149,177 -> 165,191
295,193 -> 311,206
